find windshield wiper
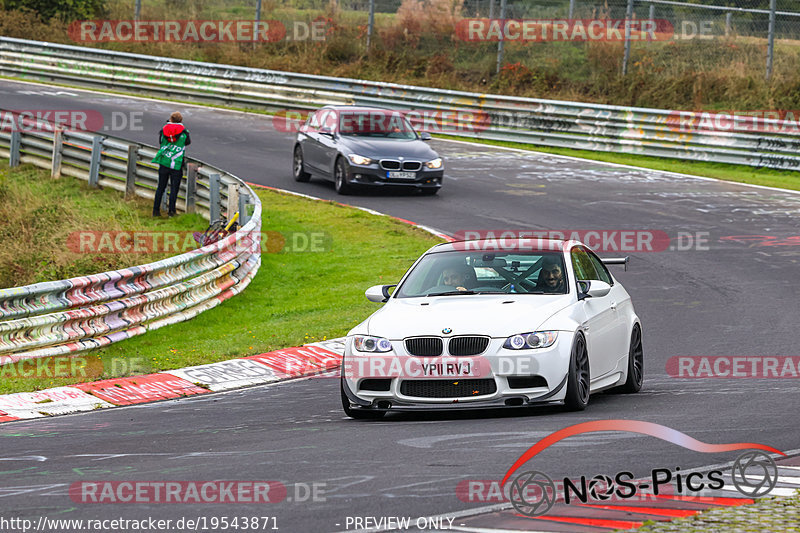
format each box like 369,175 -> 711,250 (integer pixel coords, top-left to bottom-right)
426,290 -> 477,297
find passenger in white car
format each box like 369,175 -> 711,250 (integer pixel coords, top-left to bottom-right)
442,265 -> 476,291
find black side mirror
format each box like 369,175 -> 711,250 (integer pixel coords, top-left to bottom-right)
577,280 -> 592,301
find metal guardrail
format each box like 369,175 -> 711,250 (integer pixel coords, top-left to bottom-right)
1,36 -> 799,171
0,109 -> 262,364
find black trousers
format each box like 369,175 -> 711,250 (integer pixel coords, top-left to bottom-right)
153,165 -> 182,215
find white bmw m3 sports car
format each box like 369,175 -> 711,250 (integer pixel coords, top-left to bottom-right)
341,239 -> 643,419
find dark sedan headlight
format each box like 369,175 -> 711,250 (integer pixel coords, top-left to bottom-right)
504,331 -> 558,350
347,154 -> 373,166
353,335 -> 393,353
425,157 -> 443,170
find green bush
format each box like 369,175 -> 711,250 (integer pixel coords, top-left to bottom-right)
2,0 -> 106,22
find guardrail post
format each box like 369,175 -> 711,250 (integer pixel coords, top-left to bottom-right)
51,128 -> 63,177
88,135 -> 102,187
125,145 -> 138,198
9,130 -> 21,167
185,163 -> 197,214
209,173 -> 221,222
766,0 -> 776,80
495,0 -> 507,74
238,192 -> 250,226
622,0 -> 634,76
227,183 -> 240,222
366,0 -> 375,49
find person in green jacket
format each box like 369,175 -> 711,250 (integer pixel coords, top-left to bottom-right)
152,111 -> 191,217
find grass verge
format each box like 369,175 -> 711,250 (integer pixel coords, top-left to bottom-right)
437,134 -> 800,192
0,163 -> 206,288
0,172 -> 441,394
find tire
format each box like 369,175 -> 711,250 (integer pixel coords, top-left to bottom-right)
341,378 -> 386,420
612,324 -> 644,394
293,145 -> 311,182
564,333 -> 590,411
334,157 -> 352,195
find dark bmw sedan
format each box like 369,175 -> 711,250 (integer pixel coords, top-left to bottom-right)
292,106 -> 444,195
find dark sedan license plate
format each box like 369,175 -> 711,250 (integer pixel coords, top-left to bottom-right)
388,171 -> 417,179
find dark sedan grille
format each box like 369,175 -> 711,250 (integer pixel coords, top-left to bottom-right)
379,160 -> 422,172
380,159 -> 401,170
400,379 -> 497,398
405,337 -> 443,356
448,336 -> 490,356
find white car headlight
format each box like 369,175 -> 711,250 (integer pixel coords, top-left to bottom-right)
503,331 -> 558,350
353,335 -> 393,353
347,154 -> 373,166
425,157 -> 443,169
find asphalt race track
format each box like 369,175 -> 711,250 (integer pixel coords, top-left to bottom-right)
1,80 -> 799,532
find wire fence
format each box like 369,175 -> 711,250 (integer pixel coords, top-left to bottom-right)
123,0 -> 800,38
48,0 -> 800,98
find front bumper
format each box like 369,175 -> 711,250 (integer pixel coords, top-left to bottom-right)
346,164 -> 443,190
341,334 -> 573,412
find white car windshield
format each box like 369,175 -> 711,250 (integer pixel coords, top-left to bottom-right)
395,250 -> 569,298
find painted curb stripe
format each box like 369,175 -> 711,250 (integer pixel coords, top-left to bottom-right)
0,339 -> 346,422
652,494 -> 754,506
0,410 -> 20,422
529,515 -> 644,529
575,503 -> 699,518
0,386 -> 114,418
165,359 -> 282,392
74,374 -> 211,405
244,345 -> 341,379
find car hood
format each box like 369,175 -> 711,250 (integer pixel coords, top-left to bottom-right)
337,137 -> 439,161
360,294 -> 573,338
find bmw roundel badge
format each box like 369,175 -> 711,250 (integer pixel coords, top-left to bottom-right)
442,328 -> 452,334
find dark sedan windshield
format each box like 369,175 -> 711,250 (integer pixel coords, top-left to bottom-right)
338,110 -> 417,139
395,250 -> 569,298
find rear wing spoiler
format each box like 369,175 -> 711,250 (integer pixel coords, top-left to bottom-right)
602,257 -> 630,271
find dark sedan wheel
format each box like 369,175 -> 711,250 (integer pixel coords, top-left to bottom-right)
334,157 -> 352,195
341,378 -> 386,420
564,333 -> 590,411
293,146 -> 310,182
612,324 -> 644,394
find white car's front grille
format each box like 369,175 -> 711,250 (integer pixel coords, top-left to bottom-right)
405,337 -> 443,356
405,336 -> 490,356
448,336 -> 490,356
